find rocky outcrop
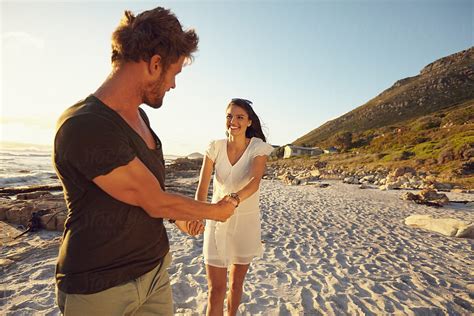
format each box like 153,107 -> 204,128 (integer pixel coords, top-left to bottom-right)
267,163 -> 471,195
401,189 -> 450,207
167,157 -> 203,171
0,193 -> 67,232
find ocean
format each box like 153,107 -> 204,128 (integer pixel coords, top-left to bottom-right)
0,145 -> 57,188
0,144 -> 179,188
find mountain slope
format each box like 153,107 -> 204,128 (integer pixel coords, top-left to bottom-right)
294,47 -> 474,147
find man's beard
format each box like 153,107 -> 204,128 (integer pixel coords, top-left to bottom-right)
144,77 -> 165,109
146,96 -> 163,109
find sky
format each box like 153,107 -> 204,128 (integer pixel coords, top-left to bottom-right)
1,0 -> 473,156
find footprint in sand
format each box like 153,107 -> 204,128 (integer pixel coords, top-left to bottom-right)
275,270 -> 290,284
300,286 -> 317,312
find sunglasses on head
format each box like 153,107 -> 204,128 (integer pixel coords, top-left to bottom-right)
231,98 -> 253,106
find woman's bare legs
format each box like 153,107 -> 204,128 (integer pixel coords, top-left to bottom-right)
206,264 -> 228,316
227,264 -> 249,316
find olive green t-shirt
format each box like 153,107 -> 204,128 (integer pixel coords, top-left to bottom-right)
54,95 -> 169,294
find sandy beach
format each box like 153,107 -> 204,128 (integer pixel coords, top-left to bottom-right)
1,179 -> 473,315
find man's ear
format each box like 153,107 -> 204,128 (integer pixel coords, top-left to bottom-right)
149,54 -> 162,75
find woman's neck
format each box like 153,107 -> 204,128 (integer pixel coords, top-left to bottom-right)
227,135 -> 249,149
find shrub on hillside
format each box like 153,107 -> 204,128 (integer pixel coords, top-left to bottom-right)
394,150 -> 415,161
413,117 -> 442,131
438,148 -> 455,164
413,136 -> 430,144
441,104 -> 474,126
456,143 -> 474,160
333,131 -> 353,151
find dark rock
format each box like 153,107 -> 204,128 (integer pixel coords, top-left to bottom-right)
0,184 -> 62,195
458,161 -> 474,175
17,191 -> 53,200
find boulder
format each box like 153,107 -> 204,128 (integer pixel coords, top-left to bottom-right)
40,213 -> 57,231
343,177 -> 359,185
290,178 -> 301,186
451,189 -> 468,193
6,206 -> 34,225
401,192 -> 419,201
380,180 -> 402,190
56,213 -> 67,231
361,175 -> 375,183
391,167 -> 416,177
405,215 -> 474,238
419,189 -> 449,205
431,182 -> 454,191
0,207 -> 6,221
310,169 -> 321,177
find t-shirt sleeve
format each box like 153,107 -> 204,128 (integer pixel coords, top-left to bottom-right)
252,139 -> 274,158
55,114 -> 136,180
205,140 -> 217,162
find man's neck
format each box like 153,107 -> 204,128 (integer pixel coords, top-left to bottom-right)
94,66 -> 142,120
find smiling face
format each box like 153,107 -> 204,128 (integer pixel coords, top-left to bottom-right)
143,55 -> 185,109
226,104 -> 252,138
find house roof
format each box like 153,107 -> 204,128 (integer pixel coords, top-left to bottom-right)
285,145 -> 322,151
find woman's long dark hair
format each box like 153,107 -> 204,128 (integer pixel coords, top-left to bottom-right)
227,98 -> 266,142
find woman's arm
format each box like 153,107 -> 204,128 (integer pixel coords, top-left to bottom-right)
234,155 -> 268,202
196,156 -> 214,202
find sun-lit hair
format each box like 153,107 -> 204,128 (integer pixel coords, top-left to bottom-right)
111,7 -> 198,71
227,98 -> 267,142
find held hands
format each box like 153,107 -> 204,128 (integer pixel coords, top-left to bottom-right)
212,195 -> 238,222
175,220 -> 204,237
186,220 -> 205,236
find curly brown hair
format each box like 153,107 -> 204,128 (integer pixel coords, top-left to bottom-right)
111,7 -> 198,71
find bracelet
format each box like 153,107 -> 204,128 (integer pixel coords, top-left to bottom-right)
228,193 -> 240,207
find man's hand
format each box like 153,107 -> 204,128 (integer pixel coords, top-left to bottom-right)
211,196 -> 236,222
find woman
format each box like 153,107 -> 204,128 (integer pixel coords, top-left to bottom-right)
195,98 -> 274,315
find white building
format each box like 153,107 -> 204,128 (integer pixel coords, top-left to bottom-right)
323,147 -> 339,154
283,145 -> 323,159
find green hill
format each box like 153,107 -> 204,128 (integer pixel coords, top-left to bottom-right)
282,47 -> 474,188
294,47 -> 474,148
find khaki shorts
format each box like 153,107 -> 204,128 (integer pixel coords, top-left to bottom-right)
56,252 -> 173,315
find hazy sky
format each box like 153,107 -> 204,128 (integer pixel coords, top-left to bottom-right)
2,0 -> 472,155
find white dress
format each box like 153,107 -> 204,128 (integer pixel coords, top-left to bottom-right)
203,137 -> 274,268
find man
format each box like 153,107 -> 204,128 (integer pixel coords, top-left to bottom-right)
53,7 -> 236,315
